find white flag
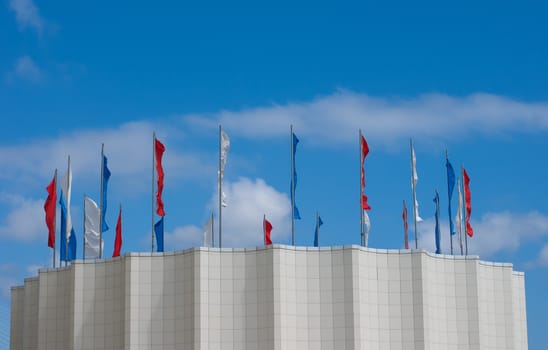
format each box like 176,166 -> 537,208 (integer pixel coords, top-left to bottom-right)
84,196 -> 103,259
60,161 -> 73,239
363,210 -> 371,246
455,177 -> 463,237
202,216 -> 213,247
411,144 -> 423,222
219,129 -> 230,207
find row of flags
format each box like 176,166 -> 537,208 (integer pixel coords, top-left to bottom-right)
43,145 -> 125,267
404,141 -> 474,255
43,128 -> 476,266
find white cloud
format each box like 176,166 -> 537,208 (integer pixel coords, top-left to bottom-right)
185,90 -> 548,147
164,177 -> 291,250
537,245 -> 548,267
0,120 -> 213,194
8,0 -> 45,34
417,211 -> 548,259
0,194 -> 44,241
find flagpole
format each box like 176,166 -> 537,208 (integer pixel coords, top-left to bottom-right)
316,211 -> 320,249
446,150 -> 453,255
457,177 -> 464,255
263,214 -> 266,246
83,195 -> 86,261
435,190 -> 441,254
152,133 -> 156,253
290,124 -> 295,246
218,125 -> 223,249
359,130 -> 364,247
66,155 -> 70,266
211,212 -> 215,248
99,144 -> 104,258
53,169 -> 57,268
403,199 -> 408,250
410,139 -> 419,249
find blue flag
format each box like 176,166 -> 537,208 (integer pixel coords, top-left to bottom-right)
314,216 -> 323,247
291,132 -> 301,220
446,158 -> 455,236
102,155 -> 111,232
59,195 -> 77,262
434,190 -> 441,254
154,217 -> 164,252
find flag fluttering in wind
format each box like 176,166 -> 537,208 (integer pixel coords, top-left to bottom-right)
291,131 -> 301,220
264,216 -> 273,246
446,157 -> 456,236
313,215 -> 323,247
101,153 -> 111,232
220,129 -> 230,207
44,172 -> 57,249
112,206 -> 122,258
463,168 -> 474,237
455,177 -> 464,254
155,137 -> 166,216
411,143 -> 423,222
433,190 -> 441,254
84,196 -> 102,259
154,217 -> 164,252
360,134 -> 371,210
203,215 -> 213,247
60,158 -> 77,262
402,200 -> 409,249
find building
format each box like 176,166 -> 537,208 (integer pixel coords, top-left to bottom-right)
11,245 -> 527,349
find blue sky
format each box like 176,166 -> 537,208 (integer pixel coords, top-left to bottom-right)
1,0 -> 547,348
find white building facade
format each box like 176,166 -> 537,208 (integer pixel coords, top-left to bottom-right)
11,245 -> 527,350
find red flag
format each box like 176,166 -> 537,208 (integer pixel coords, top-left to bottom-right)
463,168 -> 474,237
113,206 -> 122,257
264,217 -> 273,245
360,134 -> 371,210
44,173 -> 57,248
155,137 -> 166,216
402,200 -> 409,249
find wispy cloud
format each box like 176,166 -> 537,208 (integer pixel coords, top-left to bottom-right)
8,0 -> 46,34
6,55 -> 44,83
417,211 -> 548,260
537,244 -> 548,267
0,194 -> 44,241
164,177 -> 291,249
186,90 -> 548,147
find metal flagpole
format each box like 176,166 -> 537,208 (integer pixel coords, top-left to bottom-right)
410,139 -> 419,249
211,212 -> 215,248
66,156 -> 71,266
263,214 -> 266,246
83,195 -> 86,261
291,125 -> 296,245
100,144 -> 104,258
152,133 -> 156,253
53,169 -> 57,268
359,130 -> 364,247
462,165 -> 468,255
446,150 -> 453,255
316,211 -> 320,248
435,190 -> 441,254
457,177 -> 464,255
218,125 -> 223,248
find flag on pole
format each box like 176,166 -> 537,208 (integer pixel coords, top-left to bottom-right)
60,161 -> 73,244
402,200 -> 409,249
264,217 -> 273,245
360,134 -> 371,210
101,154 -> 111,232
434,190 -> 441,254
446,157 -> 456,235
455,177 -> 464,254
363,210 -> 371,241
220,130 -> 230,207
411,144 -> 423,222
203,216 -> 213,247
463,168 -> 474,237
68,228 -> 77,261
291,132 -> 301,220
155,138 -> 166,216
84,196 -> 102,259
44,173 -> 56,249
112,206 -> 122,257
313,215 -> 323,247
154,217 -> 164,252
